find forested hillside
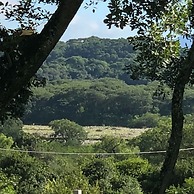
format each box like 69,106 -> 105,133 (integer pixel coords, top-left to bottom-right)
37,36 -> 145,85
23,37 -> 194,126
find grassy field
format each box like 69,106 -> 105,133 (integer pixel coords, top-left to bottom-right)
23,125 -> 148,143
23,125 -> 53,137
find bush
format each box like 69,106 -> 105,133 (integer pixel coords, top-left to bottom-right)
167,178 -> 194,194
128,113 -> 160,128
172,157 -> 194,186
82,157 -> 143,194
82,158 -> 116,185
128,118 -> 171,163
116,157 -> 150,178
94,136 -> 139,160
0,171 -> 16,194
110,175 -> 143,194
0,152 -> 53,194
0,133 -> 14,148
128,124 -> 170,152
42,175 -> 100,194
0,118 -> 23,141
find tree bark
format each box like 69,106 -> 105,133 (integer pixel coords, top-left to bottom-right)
155,42 -> 194,194
157,81 -> 185,194
0,0 -> 83,118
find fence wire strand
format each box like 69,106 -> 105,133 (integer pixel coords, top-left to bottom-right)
0,147 -> 193,156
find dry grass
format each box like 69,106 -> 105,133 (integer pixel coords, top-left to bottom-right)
23,125 -> 53,137
23,125 -> 148,142
84,126 -> 148,140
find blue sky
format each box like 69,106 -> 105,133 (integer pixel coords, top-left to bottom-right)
61,1 -> 135,41
0,0 -> 190,46
0,0 -> 135,41
64,1 -> 190,46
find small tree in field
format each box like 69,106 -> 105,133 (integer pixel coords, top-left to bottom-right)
49,119 -> 87,145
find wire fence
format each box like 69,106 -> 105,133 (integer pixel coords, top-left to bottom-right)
0,147 -> 194,156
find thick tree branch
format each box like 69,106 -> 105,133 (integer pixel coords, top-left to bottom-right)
0,0 -> 83,118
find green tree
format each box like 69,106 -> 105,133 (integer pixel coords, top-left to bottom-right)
167,178 -> 194,194
104,0 -> 194,192
49,119 -> 87,145
130,119 -> 171,153
116,157 -> 150,178
0,171 -> 16,194
0,133 -> 14,149
128,113 -> 160,128
0,152 -> 53,194
42,175 -> 100,194
94,136 -> 139,161
24,78 -> 155,126
0,118 -> 23,141
82,158 -> 116,185
110,175 -> 143,194
0,0 -> 83,120
82,157 -> 143,193
94,136 -> 131,154
38,37 -> 137,83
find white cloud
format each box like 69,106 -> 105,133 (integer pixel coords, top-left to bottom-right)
61,13 -> 134,41
0,0 -> 135,41
62,12 -> 102,40
89,22 -> 99,31
61,1 -> 136,41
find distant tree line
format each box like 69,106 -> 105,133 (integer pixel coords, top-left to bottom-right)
23,78 -> 194,126
22,37 -> 194,126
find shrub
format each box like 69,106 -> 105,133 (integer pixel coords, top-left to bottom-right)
172,157 -> 194,186
116,157 -> 150,178
128,118 -> 171,163
167,178 -> 194,194
0,152 -> 52,194
42,175 -> 100,194
128,113 -> 160,128
82,158 -> 116,185
0,133 -> 14,148
0,171 -> 16,194
110,175 -> 143,194
82,157 -> 143,193
0,118 -> 23,141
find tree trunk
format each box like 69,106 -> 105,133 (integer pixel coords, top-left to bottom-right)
158,82 -> 185,194
155,42 -> 194,194
0,0 -> 83,118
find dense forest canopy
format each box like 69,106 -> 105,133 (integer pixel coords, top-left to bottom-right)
23,37 -> 194,126
37,36 -> 146,84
